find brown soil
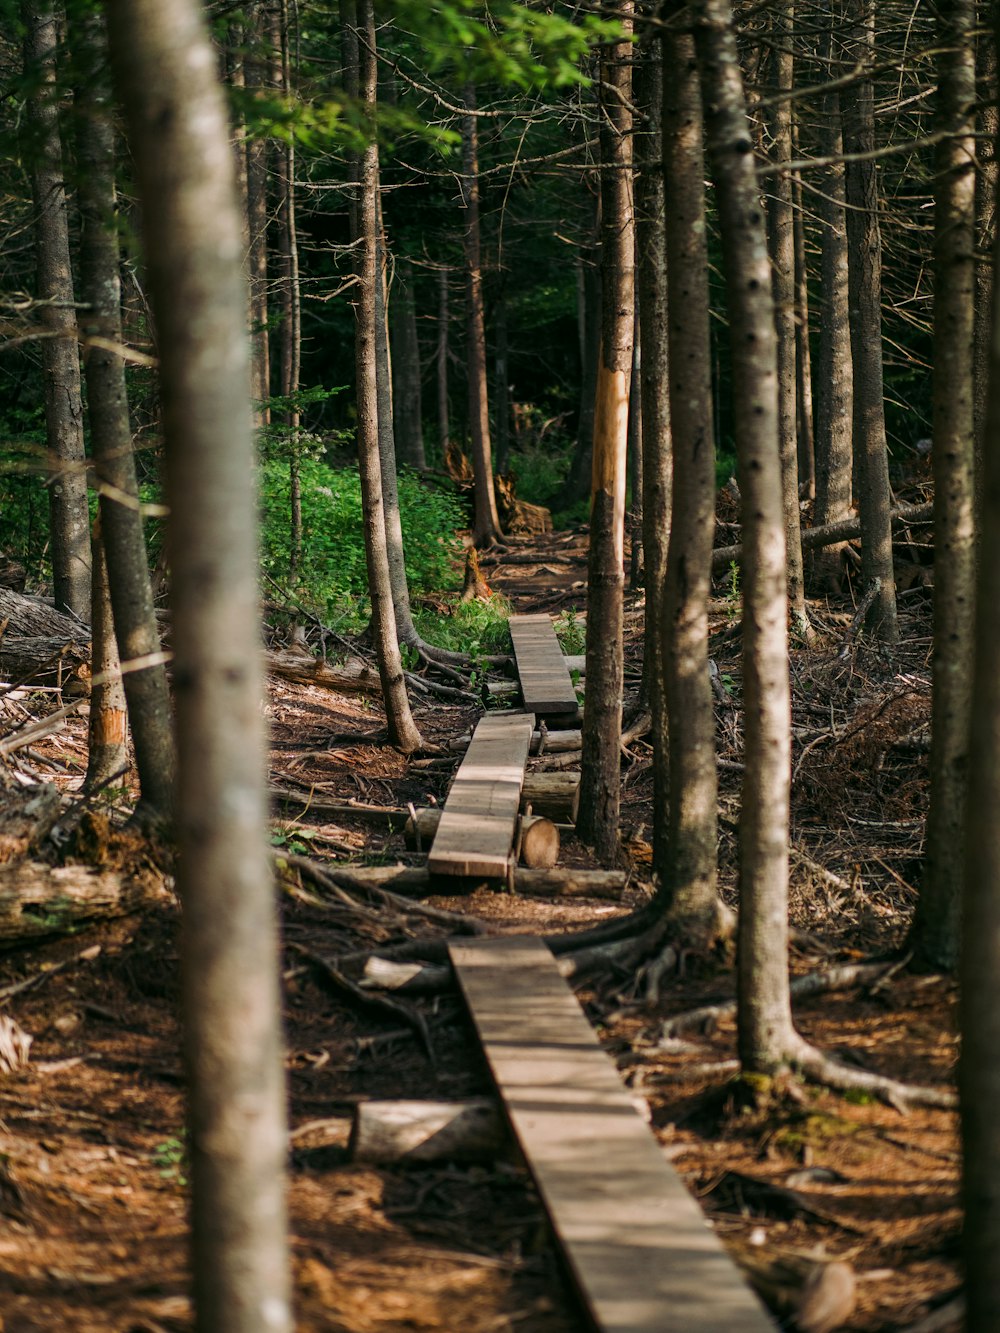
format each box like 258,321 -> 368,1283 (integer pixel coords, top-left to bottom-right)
0,528 -> 959,1332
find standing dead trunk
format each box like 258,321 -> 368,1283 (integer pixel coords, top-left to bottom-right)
76,8 -> 175,822
842,0 -> 899,643
107,0 -> 291,1329
462,84 -> 502,548
658,19 -> 728,945
812,13 -> 855,588
578,9 -> 634,864
766,0 -> 809,639
697,0 -> 801,1071
352,0 -> 421,752
911,0 -> 977,972
85,520 -> 127,793
390,261 -> 426,470
22,0 -> 91,619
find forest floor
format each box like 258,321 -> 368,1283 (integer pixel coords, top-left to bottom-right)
0,512 -> 961,1333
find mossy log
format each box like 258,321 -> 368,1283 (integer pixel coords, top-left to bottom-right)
0,860 -> 170,945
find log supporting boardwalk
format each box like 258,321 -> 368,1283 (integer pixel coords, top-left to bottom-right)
509,613 -> 579,716
449,936 -> 774,1333
427,711 -> 535,878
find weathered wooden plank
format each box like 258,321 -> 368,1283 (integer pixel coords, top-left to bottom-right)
509,613 -> 578,715
427,712 -> 535,877
449,936 -> 774,1333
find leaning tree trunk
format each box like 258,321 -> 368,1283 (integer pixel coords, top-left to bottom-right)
76,8 -> 175,822
766,0 -> 810,640
578,7 -> 634,863
842,0 -> 899,643
910,0 -> 977,972
22,0 -> 91,619
961,14 -> 1000,1311
351,0 -> 421,753
697,0 -> 801,1072
812,12 -> 855,588
462,83 -> 502,548
106,3 -> 292,1331
634,33 -> 670,835
658,18 -> 727,944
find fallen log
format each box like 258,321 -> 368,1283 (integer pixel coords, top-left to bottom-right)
0,860 -> 170,945
522,772 -> 580,822
265,650 -> 383,694
0,784 -> 61,864
350,1098 -> 506,1165
514,867 -> 626,899
321,862 -> 624,898
448,727 -> 583,755
516,814 -> 559,869
0,635 -> 90,688
270,788 -> 410,827
711,501 -> 933,573
0,588 -> 89,640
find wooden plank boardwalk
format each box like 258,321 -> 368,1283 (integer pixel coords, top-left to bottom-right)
427,711 -> 535,878
509,613 -> 578,716
450,936 -> 774,1333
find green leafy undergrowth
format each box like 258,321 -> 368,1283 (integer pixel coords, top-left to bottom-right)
413,593 -> 512,660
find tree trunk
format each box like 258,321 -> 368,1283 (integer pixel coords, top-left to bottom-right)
697,0 -> 801,1071
842,0 -> 899,643
577,8 -> 634,863
351,0 -> 421,752
658,20 -> 725,943
911,0 -> 977,972
22,0 -> 91,619
85,521 -> 128,793
562,184 -> 601,508
106,2 -> 292,1329
960,17 -> 1000,1313
437,265 -> 450,457
812,12 -> 855,588
627,324 -> 643,589
75,9 -> 175,822
244,1 -> 271,423
390,261 -> 426,470
766,1 -> 810,639
493,276 -> 511,476
973,13 -> 997,502
791,127 -> 814,503
634,35 -> 670,848
462,84 -> 502,548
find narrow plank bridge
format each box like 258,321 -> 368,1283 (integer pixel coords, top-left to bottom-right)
419,614 -> 772,1331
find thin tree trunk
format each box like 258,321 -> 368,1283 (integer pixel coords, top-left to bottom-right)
634,34 -> 670,852
659,20 -> 727,944
766,0 -> 809,639
697,0 -> 801,1070
578,8 -> 634,863
627,323 -> 643,589
390,261 -> 426,470
961,18 -> 1000,1311
973,11 -> 997,500
493,276 -> 511,475
22,0 -> 91,619
462,83 -> 502,547
437,265 -> 450,456
562,183 -> 601,508
85,521 -> 127,793
812,13 -> 855,587
245,1 -> 271,423
911,0 -> 977,972
353,0 -> 421,752
792,124 -> 815,502
106,1 -> 291,1329
842,0 -> 899,643
76,8 -> 176,822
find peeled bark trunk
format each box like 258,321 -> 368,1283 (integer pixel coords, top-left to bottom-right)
578,9 -> 634,864
842,0 -> 899,643
22,0 -> 91,619
462,85 -> 502,547
85,522 -> 128,793
697,0 -> 800,1071
75,9 -> 175,821
658,22 -> 725,943
911,0 -> 977,972
107,2 -> 292,1328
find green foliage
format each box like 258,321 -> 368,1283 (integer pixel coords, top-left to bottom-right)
553,608 -> 585,656
152,1136 -> 188,1187
259,457 -> 465,612
413,593 -> 512,659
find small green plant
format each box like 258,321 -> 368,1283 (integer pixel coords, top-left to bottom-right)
270,824 -> 319,856
553,608 -> 585,656
726,560 -> 741,620
412,594 -> 512,659
153,1135 -> 188,1186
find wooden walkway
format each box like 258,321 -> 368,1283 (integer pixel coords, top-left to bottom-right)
509,613 -> 578,716
427,711 -> 535,878
450,936 -> 774,1333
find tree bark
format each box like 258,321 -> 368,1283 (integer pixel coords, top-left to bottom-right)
911,0 -> 977,972
76,9 -> 175,821
562,184 -> 601,508
792,125 -> 815,504
437,265 -> 450,456
842,0 -> 899,643
0,859 -> 168,945
389,260 -> 426,470
578,7 -> 634,863
22,0 -> 91,619
85,521 -> 128,793
245,1 -> 271,422
351,0 -> 421,752
462,83 -> 502,547
658,20 -> 725,943
766,1 -> 809,639
107,2 -> 292,1329
973,12 -> 997,505
697,0 -> 800,1071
